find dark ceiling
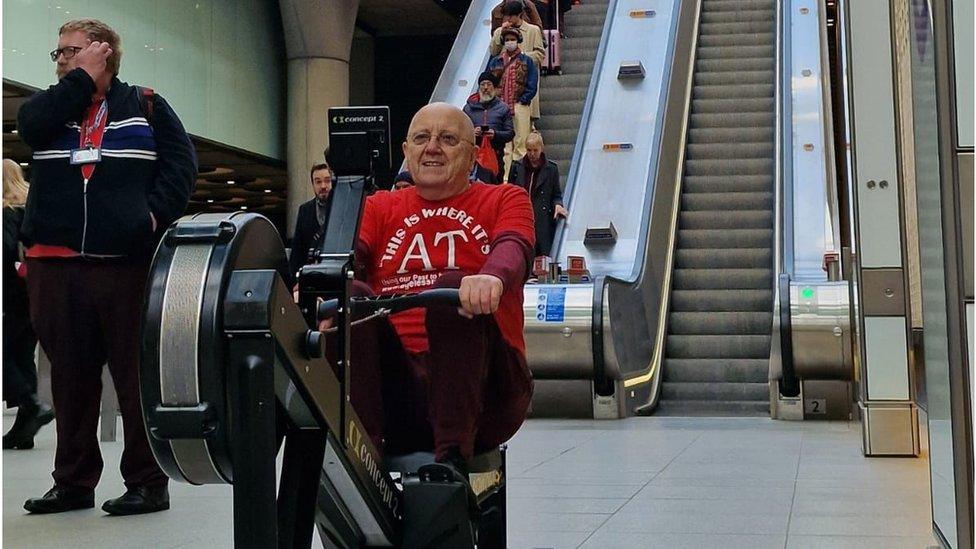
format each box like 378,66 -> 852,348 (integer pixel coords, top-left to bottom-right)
358,0 -> 464,35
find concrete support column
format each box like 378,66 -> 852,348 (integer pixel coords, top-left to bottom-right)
279,0 -> 359,238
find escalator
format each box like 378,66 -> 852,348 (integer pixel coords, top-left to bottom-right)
539,0 -> 610,188
656,0 -> 776,416
425,0 -> 609,187
428,0 -> 848,419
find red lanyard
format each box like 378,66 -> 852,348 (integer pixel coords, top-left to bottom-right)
79,99 -> 108,181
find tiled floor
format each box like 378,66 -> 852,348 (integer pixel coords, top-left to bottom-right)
3,416 -> 939,548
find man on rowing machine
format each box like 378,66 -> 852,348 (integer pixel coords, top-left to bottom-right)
348,102 -> 535,475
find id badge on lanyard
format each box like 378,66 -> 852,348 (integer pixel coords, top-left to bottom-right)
70,100 -> 108,182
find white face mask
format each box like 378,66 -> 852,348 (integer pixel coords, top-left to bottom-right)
504,41 -> 518,52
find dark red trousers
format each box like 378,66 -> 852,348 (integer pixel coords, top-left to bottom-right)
341,272 -> 533,460
26,257 -> 167,490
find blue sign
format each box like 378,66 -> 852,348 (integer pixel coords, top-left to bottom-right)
537,287 -> 566,322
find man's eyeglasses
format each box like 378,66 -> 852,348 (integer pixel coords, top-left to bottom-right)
408,132 -> 472,148
49,46 -> 84,62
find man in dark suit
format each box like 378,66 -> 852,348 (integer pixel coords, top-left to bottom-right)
508,131 -> 567,257
289,162 -> 333,282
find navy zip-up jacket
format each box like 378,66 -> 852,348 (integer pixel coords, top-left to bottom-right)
18,68 -> 196,257
462,94 -> 515,153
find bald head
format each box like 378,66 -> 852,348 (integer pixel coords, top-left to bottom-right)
407,103 -> 476,144
402,102 -> 477,200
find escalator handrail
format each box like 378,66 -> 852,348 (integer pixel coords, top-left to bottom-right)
426,0 -> 494,107
634,0 -> 705,414
771,0 -> 801,391
549,0 -> 622,260
399,0 -> 495,174
771,0 -> 787,384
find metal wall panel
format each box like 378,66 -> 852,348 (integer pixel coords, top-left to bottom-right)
864,316 -> 911,400
848,0 -> 903,267
959,153 -> 973,299
861,268 -> 907,316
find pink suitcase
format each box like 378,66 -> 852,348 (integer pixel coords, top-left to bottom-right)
542,29 -> 561,75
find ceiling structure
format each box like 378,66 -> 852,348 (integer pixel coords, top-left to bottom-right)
357,0 -> 464,35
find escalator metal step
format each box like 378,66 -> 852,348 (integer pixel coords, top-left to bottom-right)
689,112 -> 773,129
672,268 -> 774,290
700,20 -> 777,35
653,399 -> 770,417
681,191 -> 774,211
668,312 -> 774,335
699,32 -> 775,47
677,228 -> 773,249
683,158 -> 773,176
661,381 -> 769,401
691,97 -> 775,114
692,83 -> 775,100
678,210 -> 772,230
696,45 -> 776,60
695,69 -> 774,86
700,9 -> 775,25
666,335 -> 772,359
663,358 -> 770,382
675,248 -> 771,269
670,290 -> 774,313
696,56 -> 774,73
687,126 -> 774,143
682,174 -> 773,193
685,142 -> 774,160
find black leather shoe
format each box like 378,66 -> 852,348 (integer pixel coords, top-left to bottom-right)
102,486 -> 170,516
3,402 -> 54,450
24,485 -> 95,514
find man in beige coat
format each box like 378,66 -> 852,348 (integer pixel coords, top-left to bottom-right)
490,2 -> 545,120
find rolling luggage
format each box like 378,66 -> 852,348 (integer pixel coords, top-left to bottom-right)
542,29 -> 561,75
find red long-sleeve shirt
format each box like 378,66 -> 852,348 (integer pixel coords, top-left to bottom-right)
356,183 -> 535,355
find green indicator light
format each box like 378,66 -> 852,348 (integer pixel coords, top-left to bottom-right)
801,287 -> 815,299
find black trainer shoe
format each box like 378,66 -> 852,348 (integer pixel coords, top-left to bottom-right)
24,485 -> 95,514
3,402 -> 54,450
102,486 -> 170,516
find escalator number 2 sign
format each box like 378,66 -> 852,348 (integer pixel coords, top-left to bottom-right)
537,288 -> 566,322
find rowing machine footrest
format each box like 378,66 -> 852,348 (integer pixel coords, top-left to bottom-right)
401,467 -> 477,549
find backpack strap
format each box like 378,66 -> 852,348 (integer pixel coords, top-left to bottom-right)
135,85 -> 155,125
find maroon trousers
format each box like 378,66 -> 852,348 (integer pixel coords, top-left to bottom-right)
342,272 -> 533,461
26,257 -> 167,490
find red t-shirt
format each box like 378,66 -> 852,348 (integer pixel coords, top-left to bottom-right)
357,183 -> 535,355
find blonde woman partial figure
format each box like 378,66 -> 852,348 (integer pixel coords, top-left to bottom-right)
2,159 -> 54,450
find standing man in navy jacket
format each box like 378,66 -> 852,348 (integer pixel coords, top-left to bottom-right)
289,162 -> 334,284
17,19 -> 196,515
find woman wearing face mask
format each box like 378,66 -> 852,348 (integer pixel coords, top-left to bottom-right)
485,27 -> 539,182
490,2 -> 545,124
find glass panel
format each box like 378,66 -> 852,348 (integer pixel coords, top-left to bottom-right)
951,0 -> 973,147
908,2 -> 957,546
